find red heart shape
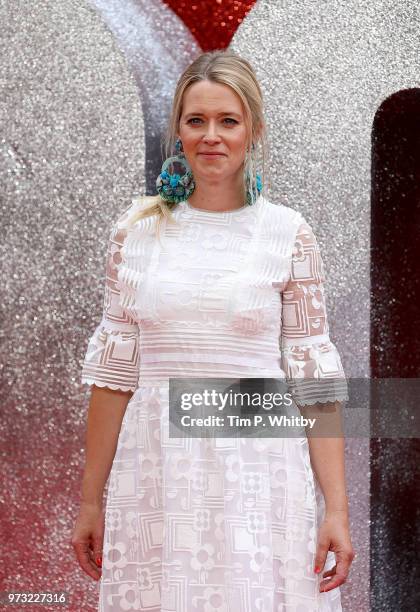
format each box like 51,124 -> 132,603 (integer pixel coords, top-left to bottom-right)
162,0 -> 257,50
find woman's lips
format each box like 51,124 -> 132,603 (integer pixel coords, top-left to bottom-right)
198,153 -> 226,157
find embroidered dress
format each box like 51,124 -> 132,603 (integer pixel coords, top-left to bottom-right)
81,195 -> 348,612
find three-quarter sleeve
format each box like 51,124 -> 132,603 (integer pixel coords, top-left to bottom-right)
80,222 -> 140,392
280,219 -> 349,407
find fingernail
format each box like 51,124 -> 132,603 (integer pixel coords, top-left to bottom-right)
314,566 -> 321,573
96,556 -> 102,567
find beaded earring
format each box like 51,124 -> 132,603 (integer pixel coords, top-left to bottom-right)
155,138 -> 262,205
155,138 -> 195,203
244,142 -> 263,206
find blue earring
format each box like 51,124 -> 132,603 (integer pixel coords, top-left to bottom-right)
245,171 -> 263,206
156,138 -> 195,203
245,143 -> 263,206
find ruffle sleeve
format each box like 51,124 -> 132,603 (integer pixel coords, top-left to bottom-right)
280,219 -> 349,407
80,220 -> 140,393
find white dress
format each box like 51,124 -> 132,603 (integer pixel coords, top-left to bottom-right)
81,195 -> 349,612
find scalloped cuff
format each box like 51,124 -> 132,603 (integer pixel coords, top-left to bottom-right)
286,377 -> 349,406
80,320 -> 140,393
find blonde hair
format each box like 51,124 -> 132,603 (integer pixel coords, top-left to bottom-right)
127,49 -> 269,239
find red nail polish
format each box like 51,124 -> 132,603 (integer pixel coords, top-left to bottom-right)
96,556 -> 102,567
314,566 -> 321,573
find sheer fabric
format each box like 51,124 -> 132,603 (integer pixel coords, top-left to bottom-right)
80,221 -> 140,392
281,221 -> 348,407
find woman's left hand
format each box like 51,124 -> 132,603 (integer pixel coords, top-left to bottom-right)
314,510 -> 355,593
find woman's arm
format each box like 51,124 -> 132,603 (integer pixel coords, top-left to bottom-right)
72,385 -> 133,581
303,400 -> 348,513
280,218 -> 354,592
80,385 -> 133,506
75,211 -> 141,580
300,400 -> 354,593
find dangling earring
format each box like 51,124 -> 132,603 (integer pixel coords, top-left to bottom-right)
245,172 -> 263,206
156,138 -> 195,203
244,142 -> 263,206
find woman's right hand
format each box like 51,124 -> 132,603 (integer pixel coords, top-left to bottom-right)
71,501 -> 105,581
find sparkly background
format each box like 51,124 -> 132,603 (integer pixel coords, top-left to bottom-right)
1,0 -> 419,610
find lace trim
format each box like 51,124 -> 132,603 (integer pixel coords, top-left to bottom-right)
81,378 -> 137,393
287,378 -> 349,406
291,391 -> 349,406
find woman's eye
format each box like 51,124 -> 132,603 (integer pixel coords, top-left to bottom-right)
187,118 -> 238,125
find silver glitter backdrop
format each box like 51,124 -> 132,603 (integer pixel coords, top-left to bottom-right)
1,0 -> 419,609
88,0 -> 200,190
0,0 -> 147,608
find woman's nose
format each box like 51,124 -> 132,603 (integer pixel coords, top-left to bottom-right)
203,121 -> 220,141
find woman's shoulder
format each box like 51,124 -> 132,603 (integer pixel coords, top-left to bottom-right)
115,194 -> 156,230
262,197 -> 307,231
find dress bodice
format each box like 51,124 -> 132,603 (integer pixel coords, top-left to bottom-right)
116,196 -> 300,380
81,195 -> 348,406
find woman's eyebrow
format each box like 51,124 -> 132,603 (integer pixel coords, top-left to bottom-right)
184,111 -> 242,118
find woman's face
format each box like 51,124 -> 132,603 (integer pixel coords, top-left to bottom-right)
178,80 -> 249,184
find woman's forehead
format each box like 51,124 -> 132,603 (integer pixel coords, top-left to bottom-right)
182,81 -> 243,111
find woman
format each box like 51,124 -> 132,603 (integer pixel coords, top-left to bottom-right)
72,50 -> 354,611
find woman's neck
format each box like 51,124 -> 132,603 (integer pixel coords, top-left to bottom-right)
187,178 -> 246,212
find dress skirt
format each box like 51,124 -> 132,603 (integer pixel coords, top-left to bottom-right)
98,381 -> 342,612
